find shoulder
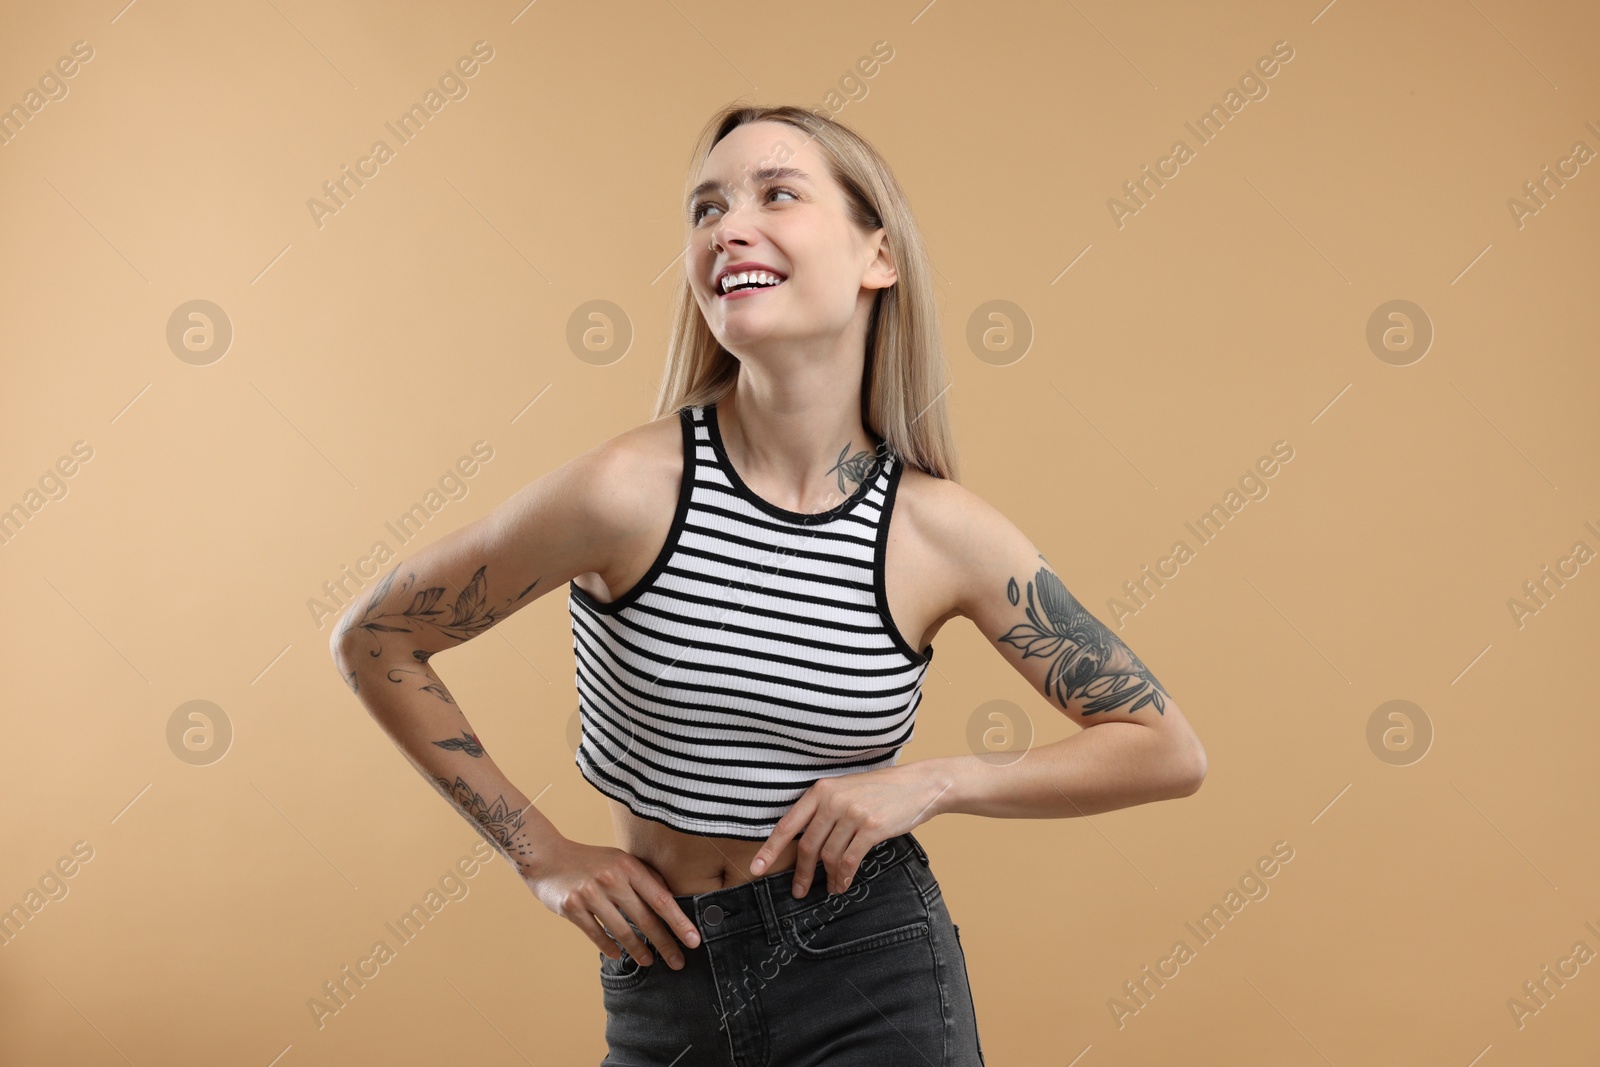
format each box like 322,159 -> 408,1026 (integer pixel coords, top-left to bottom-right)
491,410 -> 680,539
891,463 -> 1039,619
378,408 -> 689,630
892,463 -> 1022,554
571,407 -> 689,541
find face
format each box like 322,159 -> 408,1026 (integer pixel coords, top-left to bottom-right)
686,120 -> 895,353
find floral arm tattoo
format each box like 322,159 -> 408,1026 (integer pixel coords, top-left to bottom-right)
430,774 -> 540,867
333,563 -> 543,866
334,563 -> 540,696
998,561 -> 1170,717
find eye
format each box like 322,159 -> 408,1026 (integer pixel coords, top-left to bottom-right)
690,186 -> 799,225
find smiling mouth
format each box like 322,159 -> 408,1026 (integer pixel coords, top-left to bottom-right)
718,278 -> 785,299
716,269 -> 788,298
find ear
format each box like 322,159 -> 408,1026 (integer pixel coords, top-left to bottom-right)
862,227 -> 897,291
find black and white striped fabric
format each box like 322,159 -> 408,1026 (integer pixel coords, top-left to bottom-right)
568,402 -> 936,840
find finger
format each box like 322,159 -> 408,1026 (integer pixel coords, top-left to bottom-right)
630,861 -> 701,952
611,889 -> 688,972
616,896 -> 688,970
591,898 -> 657,967
816,821 -> 863,896
571,909 -> 619,955
791,819 -> 835,898
752,793 -> 814,875
830,827 -> 877,895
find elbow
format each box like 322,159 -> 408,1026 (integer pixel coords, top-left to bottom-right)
329,604 -> 366,662
328,616 -> 361,691
1176,739 -> 1207,797
328,622 -> 351,669
1153,734 -> 1206,800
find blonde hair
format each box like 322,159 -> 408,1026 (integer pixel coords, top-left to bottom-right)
652,104 -> 959,482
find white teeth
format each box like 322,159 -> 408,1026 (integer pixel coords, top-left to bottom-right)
720,270 -> 784,293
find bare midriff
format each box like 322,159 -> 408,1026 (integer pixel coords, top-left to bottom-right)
607,798 -> 804,896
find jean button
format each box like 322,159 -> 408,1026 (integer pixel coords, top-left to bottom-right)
703,904 -> 724,926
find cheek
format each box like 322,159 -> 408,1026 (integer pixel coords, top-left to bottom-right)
689,264 -> 713,302
770,281 -> 854,334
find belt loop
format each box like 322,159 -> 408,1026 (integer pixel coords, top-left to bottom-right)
754,879 -> 782,946
907,832 -> 929,866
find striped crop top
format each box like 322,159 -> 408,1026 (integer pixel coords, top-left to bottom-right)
568,401 -> 935,840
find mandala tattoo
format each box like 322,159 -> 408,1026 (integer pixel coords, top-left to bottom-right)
998,563 -> 1170,717
826,440 -> 882,497
433,730 -> 486,757
335,564 -> 540,694
431,774 -> 539,865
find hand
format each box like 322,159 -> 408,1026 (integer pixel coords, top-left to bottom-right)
520,837 -> 701,970
749,762 -> 952,898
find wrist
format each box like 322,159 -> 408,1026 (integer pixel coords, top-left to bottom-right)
915,756 -> 962,822
511,828 -> 570,879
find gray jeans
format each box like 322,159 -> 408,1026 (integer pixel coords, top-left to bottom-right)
597,832 -> 986,1066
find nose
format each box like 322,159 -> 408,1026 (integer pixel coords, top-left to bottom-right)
707,193 -> 762,253
708,220 -> 750,254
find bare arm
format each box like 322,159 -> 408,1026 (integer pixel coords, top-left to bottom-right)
327,445 -> 613,870
916,482 -> 1207,821
746,479 -> 1208,897
330,560 -> 561,868
328,427 -> 703,968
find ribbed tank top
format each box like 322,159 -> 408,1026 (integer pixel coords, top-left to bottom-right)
568,401 -> 936,840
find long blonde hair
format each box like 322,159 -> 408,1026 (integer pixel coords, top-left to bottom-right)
652,104 -> 959,481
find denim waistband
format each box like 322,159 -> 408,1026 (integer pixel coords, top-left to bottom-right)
669,832 -> 929,945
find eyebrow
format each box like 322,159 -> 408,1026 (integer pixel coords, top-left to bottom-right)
687,166 -> 812,207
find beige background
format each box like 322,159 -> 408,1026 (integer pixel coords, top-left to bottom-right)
3,0 -> 1597,1063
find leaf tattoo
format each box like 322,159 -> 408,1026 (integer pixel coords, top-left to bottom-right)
826,441 -> 882,497
999,566 -> 1169,717
433,730 -> 486,757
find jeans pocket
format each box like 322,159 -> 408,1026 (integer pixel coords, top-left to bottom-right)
952,923 -> 986,1064
598,945 -> 654,991
779,864 -> 932,960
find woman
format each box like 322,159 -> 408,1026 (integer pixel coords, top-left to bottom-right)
331,104 -> 1207,1066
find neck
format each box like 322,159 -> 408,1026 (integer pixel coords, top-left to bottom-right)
717,382 -> 882,514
